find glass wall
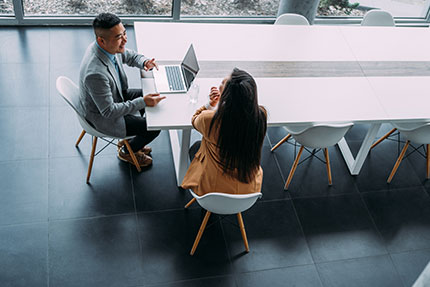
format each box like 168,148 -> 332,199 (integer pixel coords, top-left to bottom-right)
0,0 -> 14,15
22,0 -> 171,16
181,0 -> 279,16
316,0 -> 430,18
1,0 -> 430,23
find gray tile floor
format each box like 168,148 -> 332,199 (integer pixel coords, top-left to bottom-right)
1,26 -> 430,287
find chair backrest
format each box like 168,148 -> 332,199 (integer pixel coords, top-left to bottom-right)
286,123 -> 353,149
190,191 -> 262,215
56,76 -> 107,138
361,10 -> 395,26
274,13 -> 310,26
393,122 -> 430,145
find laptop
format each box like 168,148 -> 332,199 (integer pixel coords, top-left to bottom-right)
153,44 -> 200,93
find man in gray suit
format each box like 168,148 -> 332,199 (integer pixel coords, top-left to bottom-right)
80,13 -> 165,167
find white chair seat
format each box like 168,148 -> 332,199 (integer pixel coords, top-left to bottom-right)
275,13 -> 310,25
361,10 -> 395,26
185,190 -> 262,255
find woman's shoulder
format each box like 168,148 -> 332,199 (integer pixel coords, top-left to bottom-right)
259,106 -> 267,119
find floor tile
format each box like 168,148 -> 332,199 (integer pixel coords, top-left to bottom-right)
136,209 -> 232,285
146,275 -> 237,287
294,194 -> 387,262
362,187 -> 430,253
317,255 -> 403,287
133,150 -> 189,212
49,215 -> 143,287
391,249 -> 430,287
0,27 -> 49,63
49,27 -> 94,64
0,107 -> 48,161
49,156 -> 134,220
0,63 -> 49,107
0,222 -> 48,287
235,264 -> 323,287
224,200 -> 313,273
0,159 -> 48,226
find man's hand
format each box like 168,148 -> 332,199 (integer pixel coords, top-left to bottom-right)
144,93 -> 166,107
209,87 -> 220,107
144,58 -> 159,71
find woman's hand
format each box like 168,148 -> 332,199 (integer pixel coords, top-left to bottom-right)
209,87 -> 220,107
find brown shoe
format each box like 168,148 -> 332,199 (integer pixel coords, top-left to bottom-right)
118,149 -> 152,167
118,140 -> 152,155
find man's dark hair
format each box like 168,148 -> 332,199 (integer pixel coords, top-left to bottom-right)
93,13 -> 121,37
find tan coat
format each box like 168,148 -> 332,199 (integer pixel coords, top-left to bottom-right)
181,106 -> 263,196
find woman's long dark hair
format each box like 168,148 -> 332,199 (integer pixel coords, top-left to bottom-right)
209,68 -> 267,183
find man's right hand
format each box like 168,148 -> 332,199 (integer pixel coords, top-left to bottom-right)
144,93 -> 166,107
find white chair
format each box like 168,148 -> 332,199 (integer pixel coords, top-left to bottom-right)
271,12 -> 309,153
361,10 -> 395,26
283,123 -> 353,190
274,13 -> 310,25
56,76 -> 142,183
360,9 -> 395,150
387,122 -> 430,183
184,190 -> 262,255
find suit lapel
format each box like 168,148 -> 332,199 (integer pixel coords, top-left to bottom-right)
92,43 -> 124,101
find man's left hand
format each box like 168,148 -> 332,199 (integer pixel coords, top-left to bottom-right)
144,58 -> 159,71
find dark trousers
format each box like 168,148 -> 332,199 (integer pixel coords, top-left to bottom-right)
123,89 -> 161,152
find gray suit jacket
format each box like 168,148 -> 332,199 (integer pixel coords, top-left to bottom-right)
79,41 -> 148,137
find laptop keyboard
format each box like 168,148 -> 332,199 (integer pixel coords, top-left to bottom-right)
165,66 -> 185,91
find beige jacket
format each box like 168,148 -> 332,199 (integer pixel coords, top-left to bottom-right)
181,106 -> 264,196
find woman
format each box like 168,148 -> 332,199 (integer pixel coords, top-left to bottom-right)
181,68 -> 267,196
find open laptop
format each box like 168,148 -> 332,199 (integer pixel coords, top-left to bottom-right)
153,44 -> 199,93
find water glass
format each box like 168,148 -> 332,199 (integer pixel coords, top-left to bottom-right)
188,83 -> 199,104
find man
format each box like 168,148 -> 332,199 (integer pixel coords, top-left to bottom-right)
79,13 -> 165,167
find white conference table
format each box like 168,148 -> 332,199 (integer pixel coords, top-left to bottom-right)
135,22 -> 430,185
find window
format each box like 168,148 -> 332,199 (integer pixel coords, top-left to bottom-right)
0,0 -> 14,16
22,0 -> 171,16
181,0 -> 279,16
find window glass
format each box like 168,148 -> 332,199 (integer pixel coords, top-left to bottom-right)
0,0 -> 14,15
22,0 -> 172,16
181,0 -> 279,16
317,0 -> 430,18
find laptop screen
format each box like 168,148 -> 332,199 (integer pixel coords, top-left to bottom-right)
181,44 -> 199,89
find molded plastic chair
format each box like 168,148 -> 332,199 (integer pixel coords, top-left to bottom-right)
184,190 -> 262,255
361,10 -> 395,27
274,13 -> 310,25
361,9 -> 395,150
387,122 -> 430,183
271,13 -> 309,152
56,76 -> 141,183
283,123 -> 353,190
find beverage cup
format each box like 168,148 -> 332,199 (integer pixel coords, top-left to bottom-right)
188,83 -> 199,104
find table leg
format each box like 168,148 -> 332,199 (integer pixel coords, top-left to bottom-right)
169,128 -> 191,186
338,123 -> 381,175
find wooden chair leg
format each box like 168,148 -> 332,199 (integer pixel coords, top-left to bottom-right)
122,140 -> 142,172
387,140 -> 410,183
427,144 -> 430,179
371,128 -> 397,150
190,211 -> 211,255
284,145 -> 304,190
184,197 -> 196,208
323,148 -> 332,185
237,213 -> 249,252
75,130 -> 86,147
86,136 -> 98,184
271,133 -> 292,152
